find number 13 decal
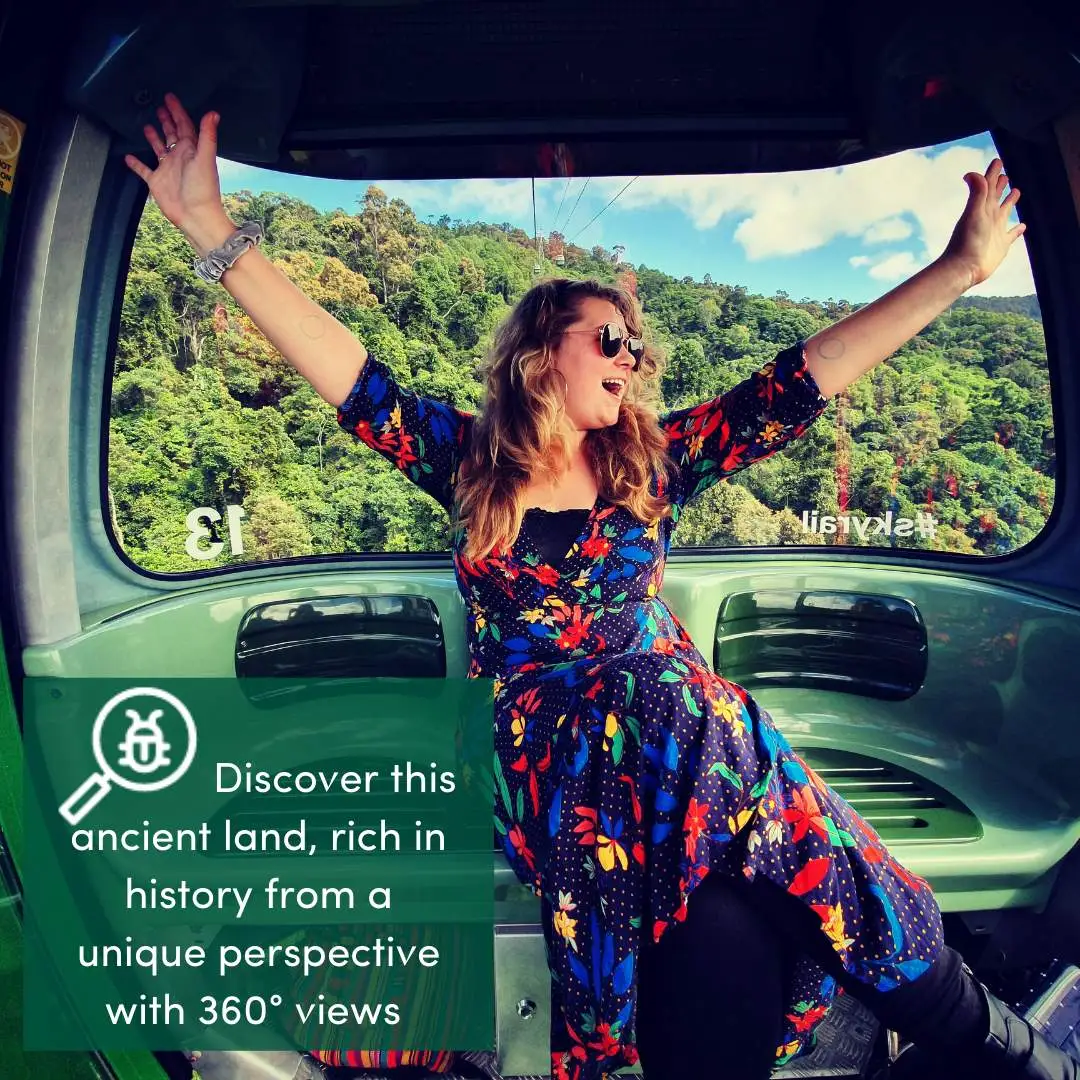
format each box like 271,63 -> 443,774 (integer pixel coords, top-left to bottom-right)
185,504 -> 246,561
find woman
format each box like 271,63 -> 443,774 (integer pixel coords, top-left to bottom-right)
126,95 -> 1074,1080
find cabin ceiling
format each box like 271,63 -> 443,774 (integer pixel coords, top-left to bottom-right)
62,0 -> 1080,178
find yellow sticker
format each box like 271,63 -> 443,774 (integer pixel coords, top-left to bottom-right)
0,109 -> 27,196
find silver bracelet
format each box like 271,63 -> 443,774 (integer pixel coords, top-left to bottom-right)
193,221 -> 263,283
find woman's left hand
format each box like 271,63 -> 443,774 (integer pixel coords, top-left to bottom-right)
941,158 -> 1026,290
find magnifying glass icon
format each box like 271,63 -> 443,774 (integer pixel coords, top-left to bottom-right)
59,687 -> 198,826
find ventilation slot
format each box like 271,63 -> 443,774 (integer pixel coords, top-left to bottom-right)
798,748 -> 981,843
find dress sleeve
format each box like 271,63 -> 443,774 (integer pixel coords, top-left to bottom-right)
659,340 -> 831,509
335,352 -> 473,512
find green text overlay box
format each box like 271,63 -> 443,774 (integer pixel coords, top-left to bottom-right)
23,678 -> 496,1053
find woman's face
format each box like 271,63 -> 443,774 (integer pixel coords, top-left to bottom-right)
550,297 -> 637,434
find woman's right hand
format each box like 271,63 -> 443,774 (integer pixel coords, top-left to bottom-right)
123,92 -> 229,241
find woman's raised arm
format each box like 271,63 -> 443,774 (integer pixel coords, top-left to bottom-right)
802,158 -> 1025,398
124,92 -> 367,409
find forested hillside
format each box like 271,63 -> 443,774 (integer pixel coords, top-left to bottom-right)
110,187 -> 1053,573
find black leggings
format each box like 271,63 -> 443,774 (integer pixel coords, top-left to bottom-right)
635,872 -> 988,1080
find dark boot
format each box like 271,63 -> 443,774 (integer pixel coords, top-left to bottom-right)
888,966 -> 1080,1080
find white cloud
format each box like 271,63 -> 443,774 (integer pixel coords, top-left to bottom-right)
847,250 -> 928,282
850,237 -> 1032,294
866,251 -> 925,281
597,150 -> 965,260
584,146 -> 1034,295
864,217 -> 914,243
379,178 -> 550,224
420,178 -> 536,219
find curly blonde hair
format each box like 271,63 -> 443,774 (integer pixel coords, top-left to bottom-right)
455,277 -> 675,561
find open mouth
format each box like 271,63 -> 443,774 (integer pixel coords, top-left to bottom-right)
601,378 -> 626,397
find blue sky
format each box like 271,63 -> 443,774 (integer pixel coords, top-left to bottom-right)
217,131 -> 1033,304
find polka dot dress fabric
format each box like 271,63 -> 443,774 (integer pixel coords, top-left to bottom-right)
337,343 -> 946,1080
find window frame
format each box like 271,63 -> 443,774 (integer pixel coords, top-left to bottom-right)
86,126 -> 1077,592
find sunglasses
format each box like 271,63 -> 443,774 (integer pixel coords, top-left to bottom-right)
564,322 -> 646,369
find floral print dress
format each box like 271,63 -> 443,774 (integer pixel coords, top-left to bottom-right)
337,342 -> 946,1080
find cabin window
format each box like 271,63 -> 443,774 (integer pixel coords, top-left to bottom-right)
108,132 -> 1050,571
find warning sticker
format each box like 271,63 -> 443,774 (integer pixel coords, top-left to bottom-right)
0,109 -> 27,195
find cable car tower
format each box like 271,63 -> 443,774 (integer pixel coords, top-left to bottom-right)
835,390 -> 850,546
532,178 -> 543,275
